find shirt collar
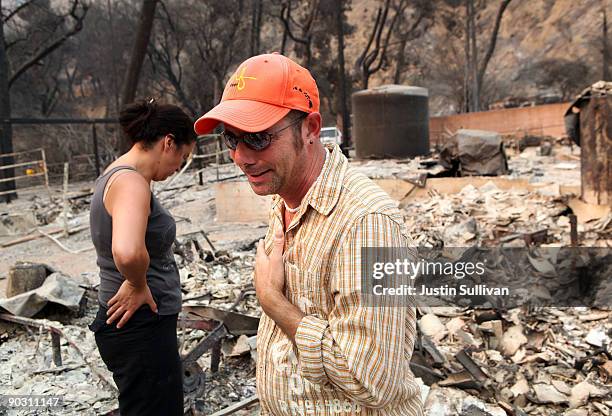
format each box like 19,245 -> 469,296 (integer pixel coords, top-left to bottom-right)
272,143 -> 347,217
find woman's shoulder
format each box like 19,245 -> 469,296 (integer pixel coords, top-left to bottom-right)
102,165 -> 150,210
108,169 -> 148,192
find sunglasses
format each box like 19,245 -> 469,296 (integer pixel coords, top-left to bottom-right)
221,115 -> 306,151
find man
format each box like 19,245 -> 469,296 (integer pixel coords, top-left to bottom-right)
194,53 -> 423,415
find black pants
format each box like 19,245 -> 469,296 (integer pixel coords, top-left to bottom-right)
89,306 -> 184,416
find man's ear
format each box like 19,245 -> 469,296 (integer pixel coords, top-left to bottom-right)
304,112 -> 322,140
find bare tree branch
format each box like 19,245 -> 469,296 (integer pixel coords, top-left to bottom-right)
476,0 -> 511,96
370,2 -> 401,74
147,2 -> 196,115
279,1 -> 308,45
5,35 -> 30,51
357,0 -> 402,89
2,0 -> 36,23
393,13 -> 425,82
8,0 -> 89,88
356,7 -> 381,70
278,0 -> 318,66
365,3 -> 389,70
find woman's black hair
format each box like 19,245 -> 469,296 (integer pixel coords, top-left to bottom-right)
119,99 -> 197,149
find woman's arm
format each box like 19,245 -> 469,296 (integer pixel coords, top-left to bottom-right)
104,171 -> 158,328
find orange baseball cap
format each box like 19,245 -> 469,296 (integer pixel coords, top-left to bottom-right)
194,53 -> 319,135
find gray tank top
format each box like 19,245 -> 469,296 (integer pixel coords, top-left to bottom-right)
90,166 -> 181,315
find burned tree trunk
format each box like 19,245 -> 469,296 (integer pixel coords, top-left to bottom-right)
603,8 -> 610,81
334,0 -> 350,157
120,0 -> 158,153
250,0 -> 263,56
0,0 -> 17,202
121,0 -> 157,106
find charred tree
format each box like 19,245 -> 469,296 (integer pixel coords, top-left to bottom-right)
120,0 -> 158,152
334,0 -> 351,156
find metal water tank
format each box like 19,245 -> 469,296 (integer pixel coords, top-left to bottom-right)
352,85 -> 429,159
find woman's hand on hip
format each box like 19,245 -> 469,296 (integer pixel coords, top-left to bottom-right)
106,280 -> 158,328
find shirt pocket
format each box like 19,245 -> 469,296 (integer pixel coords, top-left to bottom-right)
284,262 -> 325,316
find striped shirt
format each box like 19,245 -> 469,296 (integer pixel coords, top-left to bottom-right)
256,144 -> 423,415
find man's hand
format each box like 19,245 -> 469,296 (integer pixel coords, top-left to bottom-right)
255,229 -> 286,306
255,228 -> 305,340
106,280 -> 158,328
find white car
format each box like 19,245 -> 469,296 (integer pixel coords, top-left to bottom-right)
320,127 -> 343,146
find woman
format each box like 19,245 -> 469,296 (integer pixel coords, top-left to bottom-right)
89,99 -> 196,415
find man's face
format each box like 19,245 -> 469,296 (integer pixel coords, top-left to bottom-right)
226,116 -> 306,196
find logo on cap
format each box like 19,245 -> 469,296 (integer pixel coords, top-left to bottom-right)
231,66 -> 257,91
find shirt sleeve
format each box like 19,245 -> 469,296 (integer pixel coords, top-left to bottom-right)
294,212 -> 418,408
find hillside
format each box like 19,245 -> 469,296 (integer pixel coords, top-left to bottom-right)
346,0 -> 609,114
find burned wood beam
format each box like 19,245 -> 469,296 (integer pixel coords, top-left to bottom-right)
51,332 -> 62,367
182,323 -> 228,363
438,370 -> 481,390
0,312 -> 59,329
208,395 -> 259,416
455,348 -> 488,383
1,224 -> 89,248
523,229 -> 548,246
421,335 -> 446,368
200,229 -> 217,254
409,361 -> 444,386
182,305 -> 260,336
211,339 -> 222,373
569,214 -> 578,246
473,309 -> 501,324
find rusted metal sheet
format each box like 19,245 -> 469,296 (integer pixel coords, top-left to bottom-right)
580,95 -> 611,206
564,81 -> 612,206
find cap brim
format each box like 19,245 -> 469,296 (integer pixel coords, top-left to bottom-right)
194,100 -> 291,135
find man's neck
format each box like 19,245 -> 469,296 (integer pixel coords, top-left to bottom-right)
281,146 -> 327,208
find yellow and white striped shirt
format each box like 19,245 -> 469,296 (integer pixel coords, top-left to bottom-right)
256,144 -> 423,415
